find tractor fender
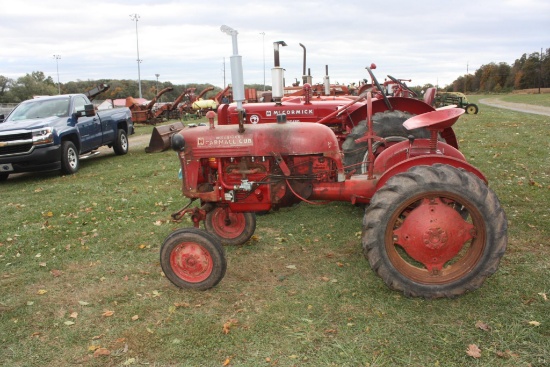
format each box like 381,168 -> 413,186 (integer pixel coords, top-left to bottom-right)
375,155 -> 488,191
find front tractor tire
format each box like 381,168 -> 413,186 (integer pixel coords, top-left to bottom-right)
160,228 -> 227,290
205,207 -> 257,246
363,164 -> 507,298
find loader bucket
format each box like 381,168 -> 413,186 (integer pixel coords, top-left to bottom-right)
145,122 -> 184,153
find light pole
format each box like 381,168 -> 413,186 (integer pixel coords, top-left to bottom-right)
260,32 -> 265,91
155,73 -> 160,102
130,13 -> 142,98
53,54 -> 61,94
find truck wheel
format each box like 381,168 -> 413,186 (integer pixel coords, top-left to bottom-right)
160,228 -> 226,290
113,129 -> 129,155
205,207 -> 256,246
363,164 -> 507,298
342,110 -> 431,174
0,173 -> 8,181
465,104 -> 479,114
60,141 -> 79,175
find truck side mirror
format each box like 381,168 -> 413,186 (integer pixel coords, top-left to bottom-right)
0,114 -> 4,123
84,104 -> 96,117
75,104 -> 96,119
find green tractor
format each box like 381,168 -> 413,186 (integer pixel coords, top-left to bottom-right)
435,92 -> 479,114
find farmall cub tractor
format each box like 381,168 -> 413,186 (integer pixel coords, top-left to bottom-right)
159,34 -> 506,298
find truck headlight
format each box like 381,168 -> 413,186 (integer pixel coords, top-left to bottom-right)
32,127 -> 54,145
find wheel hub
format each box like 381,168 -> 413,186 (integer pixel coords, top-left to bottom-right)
171,243 -> 212,282
393,198 -> 475,272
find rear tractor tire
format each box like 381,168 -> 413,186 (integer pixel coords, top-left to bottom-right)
363,164 -> 507,298
465,103 -> 479,114
342,110 -> 432,174
205,207 -> 257,246
160,228 -> 226,290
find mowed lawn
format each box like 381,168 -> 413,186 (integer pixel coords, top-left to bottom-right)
1,95 -> 549,367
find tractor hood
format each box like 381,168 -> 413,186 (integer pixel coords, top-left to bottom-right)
175,121 -> 342,161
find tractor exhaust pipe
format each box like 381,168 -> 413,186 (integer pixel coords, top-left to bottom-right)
299,43 -> 307,86
271,41 -> 287,103
221,25 -> 246,132
324,65 -> 330,95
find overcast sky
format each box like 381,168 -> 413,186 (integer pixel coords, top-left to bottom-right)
1,0 -> 548,90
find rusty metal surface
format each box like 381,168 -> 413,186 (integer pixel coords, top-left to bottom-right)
145,122 -> 184,153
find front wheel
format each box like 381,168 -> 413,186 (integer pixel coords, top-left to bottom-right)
205,207 -> 256,246
0,173 -> 9,181
113,129 -> 129,155
160,228 -> 226,290
60,141 -> 79,175
363,164 -> 507,298
465,103 -> 479,114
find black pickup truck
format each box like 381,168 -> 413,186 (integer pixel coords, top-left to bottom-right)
0,94 -> 134,181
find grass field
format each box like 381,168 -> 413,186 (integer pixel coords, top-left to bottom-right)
1,96 -> 549,367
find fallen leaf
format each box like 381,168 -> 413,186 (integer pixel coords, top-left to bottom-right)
93,348 -> 110,357
528,321 -> 541,327
50,269 -> 63,277
286,265 -> 297,269
223,319 -> 238,334
37,289 -> 47,295
174,302 -> 190,308
88,345 -> 100,351
538,292 -> 547,301
475,320 -> 491,331
496,349 -> 519,359
92,334 -> 104,340
78,301 -> 90,306
466,344 -> 481,358
321,276 -> 330,282
223,358 -> 231,366
102,310 -> 115,317
64,321 -> 75,326
131,315 -> 139,321
69,312 -> 78,319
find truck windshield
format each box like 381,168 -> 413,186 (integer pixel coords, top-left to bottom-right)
6,98 -> 70,122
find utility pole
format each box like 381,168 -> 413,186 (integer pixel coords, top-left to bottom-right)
155,73 -> 160,102
53,55 -> 61,94
260,32 -> 265,91
130,14 -> 142,98
539,47 -> 543,94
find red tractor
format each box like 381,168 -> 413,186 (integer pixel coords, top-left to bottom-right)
159,32 -> 506,298
160,90 -> 507,298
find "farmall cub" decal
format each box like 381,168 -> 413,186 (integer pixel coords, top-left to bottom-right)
197,134 -> 253,148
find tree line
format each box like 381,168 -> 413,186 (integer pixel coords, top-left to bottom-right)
0,48 -> 547,104
445,48 -> 549,93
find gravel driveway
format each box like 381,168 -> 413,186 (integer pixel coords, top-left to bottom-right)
479,98 -> 550,116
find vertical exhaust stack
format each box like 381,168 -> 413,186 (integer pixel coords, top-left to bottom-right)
299,43 -> 307,86
271,41 -> 287,104
307,68 -> 312,85
221,25 -> 246,131
323,65 -> 330,96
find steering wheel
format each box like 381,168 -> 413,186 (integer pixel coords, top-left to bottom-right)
387,75 -> 418,98
366,65 -> 392,110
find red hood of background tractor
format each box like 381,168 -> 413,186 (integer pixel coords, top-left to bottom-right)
217,98 -> 366,125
